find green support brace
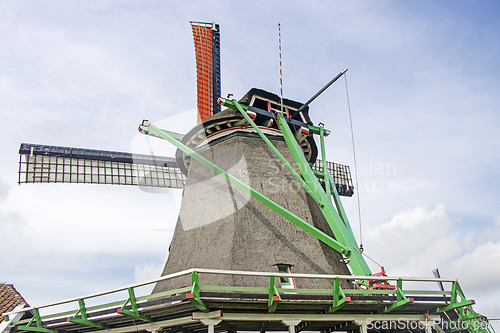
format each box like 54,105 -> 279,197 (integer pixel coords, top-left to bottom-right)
117,288 -> 150,322
328,277 -> 350,313
268,275 -> 281,313
218,100 -> 369,275
273,110 -> 371,277
451,280 -> 460,304
141,122 -> 351,256
461,313 -> 481,321
17,308 -> 58,333
142,100 -> 372,277
319,126 -> 331,200
154,128 -> 184,141
320,126 -> 354,237
231,100 -> 322,204
66,299 -> 105,328
186,272 -> 208,311
436,299 -> 475,313
312,169 -> 325,179
327,173 -> 355,238
434,281 -> 474,313
383,278 -> 413,313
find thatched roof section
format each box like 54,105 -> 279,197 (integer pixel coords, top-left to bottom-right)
153,134 -> 351,294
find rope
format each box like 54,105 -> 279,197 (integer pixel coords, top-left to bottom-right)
344,73 -> 363,251
278,23 -> 284,113
352,243 -> 383,269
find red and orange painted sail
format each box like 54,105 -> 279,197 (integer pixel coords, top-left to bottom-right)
191,21 -> 221,123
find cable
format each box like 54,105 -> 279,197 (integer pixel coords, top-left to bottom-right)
344,74 -> 363,251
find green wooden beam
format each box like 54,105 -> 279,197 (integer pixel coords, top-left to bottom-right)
230,99 -> 322,204
186,272 -> 208,311
328,277 -> 350,313
268,275 -> 281,313
154,128 -> 184,141
435,300 -> 475,313
117,288 -> 150,322
383,279 -> 413,313
319,126 -> 331,201
18,309 -> 58,333
274,111 -> 371,276
141,121 -> 350,255
66,299 -> 105,328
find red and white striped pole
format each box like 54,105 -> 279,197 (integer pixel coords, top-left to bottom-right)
278,23 -> 284,114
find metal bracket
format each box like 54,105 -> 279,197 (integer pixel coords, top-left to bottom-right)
117,288 -> 150,322
434,281 -> 474,313
268,275 -> 281,313
328,277 -> 350,313
186,272 -> 208,311
17,308 -> 58,333
383,279 -> 413,313
436,299 -> 475,313
66,298 -> 105,328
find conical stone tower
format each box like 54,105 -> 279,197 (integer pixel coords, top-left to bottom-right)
153,104 -> 352,294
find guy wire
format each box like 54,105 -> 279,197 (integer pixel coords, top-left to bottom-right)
344,73 -> 363,251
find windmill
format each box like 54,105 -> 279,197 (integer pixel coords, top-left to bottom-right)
9,21 -> 494,333
17,21 -> 361,282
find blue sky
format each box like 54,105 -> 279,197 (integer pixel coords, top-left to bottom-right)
1,0 -> 499,322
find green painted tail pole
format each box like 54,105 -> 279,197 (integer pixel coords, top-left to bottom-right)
221,99 -> 370,276
140,120 -> 350,257
139,96 -> 371,277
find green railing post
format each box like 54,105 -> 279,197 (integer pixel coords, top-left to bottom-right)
268,275 -> 281,313
17,308 -> 58,333
66,299 -> 105,328
117,287 -> 150,321
383,278 -> 413,313
328,277 -> 349,313
186,271 -> 207,311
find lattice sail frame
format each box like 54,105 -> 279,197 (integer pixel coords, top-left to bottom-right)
18,143 -> 186,189
313,159 -> 354,197
191,21 -> 221,123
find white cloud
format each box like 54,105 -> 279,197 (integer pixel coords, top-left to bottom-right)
364,203 -> 500,318
134,262 -> 164,284
364,203 -> 461,277
448,241 -> 500,292
0,0 -> 499,321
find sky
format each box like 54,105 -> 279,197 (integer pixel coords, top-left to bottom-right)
1,0 -> 500,323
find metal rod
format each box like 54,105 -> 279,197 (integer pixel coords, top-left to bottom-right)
296,68 -> 348,114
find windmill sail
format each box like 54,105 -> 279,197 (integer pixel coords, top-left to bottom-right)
18,143 -> 353,196
18,143 -> 185,188
191,21 -> 221,123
